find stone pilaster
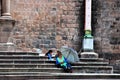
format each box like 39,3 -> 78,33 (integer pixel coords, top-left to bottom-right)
2,0 -> 11,17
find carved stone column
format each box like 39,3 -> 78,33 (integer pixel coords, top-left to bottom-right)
81,0 -> 98,58
2,0 -> 11,17
0,0 -> 1,16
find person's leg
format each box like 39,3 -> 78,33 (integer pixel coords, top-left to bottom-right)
67,63 -> 72,68
56,64 -> 61,68
56,64 -> 71,73
66,63 -> 72,73
61,66 -> 68,72
56,64 -> 68,72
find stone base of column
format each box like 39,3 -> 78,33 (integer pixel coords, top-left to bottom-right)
2,13 -> 11,18
81,52 -> 98,58
0,18 -> 15,51
0,16 -> 13,21
1,15 -> 12,19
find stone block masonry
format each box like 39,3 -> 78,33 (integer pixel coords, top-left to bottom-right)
7,0 -> 120,55
92,0 -> 120,55
10,0 -> 82,52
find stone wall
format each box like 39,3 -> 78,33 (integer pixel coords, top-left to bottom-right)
10,0 -> 83,52
9,0 -> 120,54
92,0 -> 120,56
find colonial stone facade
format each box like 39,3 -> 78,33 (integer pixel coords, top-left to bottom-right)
10,0 -> 82,52
0,0 -> 119,56
92,0 -> 120,58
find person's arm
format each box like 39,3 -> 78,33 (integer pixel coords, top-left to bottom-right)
55,53 -> 58,58
56,58 -> 60,65
64,57 -> 67,62
48,53 -> 52,59
64,57 -> 72,67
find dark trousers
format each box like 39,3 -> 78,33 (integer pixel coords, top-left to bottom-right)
56,63 -> 72,73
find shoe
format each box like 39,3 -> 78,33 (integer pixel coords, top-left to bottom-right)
70,70 -> 73,73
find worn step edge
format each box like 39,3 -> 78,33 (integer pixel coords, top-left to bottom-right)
0,55 -> 48,57
0,59 -> 109,63
0,63 -> 109,66
0,61 -> 109,65
72,62 -> 109,64
0,59 -> 55,62
0,52 -> 38,55
0,72 -> 115,75
0,73 -> 119,79
0,60 -> 108,64
0,66 -> 113,70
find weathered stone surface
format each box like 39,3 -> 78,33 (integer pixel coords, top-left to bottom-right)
93,0 -> 120,54
0,0 -> 119,54
9,0 -> 82,52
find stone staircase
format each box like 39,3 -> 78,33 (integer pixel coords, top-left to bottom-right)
0,52 -> 119,80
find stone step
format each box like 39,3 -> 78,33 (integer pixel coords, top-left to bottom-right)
0,56 -> 109,65
0,55 -> 53,59
0,60 -> 55,64
0,62 -> 109,68
114,70 -> 120,74
0,54 -> 109,62
0,55 -> 109,62
0,63 -> 112,70
0,52 -> 113,76
0,59 -> 54,61
0,59 -> 109,65
0,68 -> 64,73
72,66 -> 113,73
79,58 -> 108,62
0,52 -> 39,56
0,72 -> 52,75
72,62 -> 109,66
112,64 -> 120,73
0,64 -> 113,73
0,65 -> 113,73
0,65 -> 112,69
0,63 -> 56,68
29,79 -> 119,80
0,73 -> 119,79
